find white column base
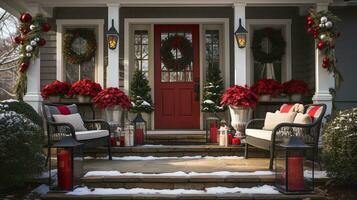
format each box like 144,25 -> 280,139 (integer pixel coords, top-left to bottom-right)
23,57 -> 43,113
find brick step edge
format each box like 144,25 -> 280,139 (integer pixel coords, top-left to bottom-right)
42,192 -> 326,200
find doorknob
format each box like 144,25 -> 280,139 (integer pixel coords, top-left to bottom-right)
194,80 -> 200,101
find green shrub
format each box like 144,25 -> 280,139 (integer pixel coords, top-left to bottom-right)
322,108 -> 357,186
0,100 -> 43,127
0,105 -> 45,188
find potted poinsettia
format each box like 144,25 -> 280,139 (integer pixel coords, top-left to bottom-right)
69,79 -> 102,102
220,85 -> 258,136
282,80 -> 310,101
41,80 -> 71,102
93,87 -> 131,123
251,79 -> 282,102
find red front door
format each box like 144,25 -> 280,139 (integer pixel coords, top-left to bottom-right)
154,25 -> 200,129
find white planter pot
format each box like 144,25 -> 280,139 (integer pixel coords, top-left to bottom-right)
271,95 -> 289,102
48,96 -> 61,103
258,94 -> 271,102
229,106 -> 252,136
105,106 -> 122,124
77,95 -> 92,103
290,93 -> 303,102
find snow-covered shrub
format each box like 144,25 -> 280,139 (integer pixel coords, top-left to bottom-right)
322,108 -> 357,186
0,100 -> 43,127
0,107 -> 45,188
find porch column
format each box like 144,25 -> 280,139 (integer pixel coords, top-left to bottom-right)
312,2 -> 334,115
23,4 -> 43,113
233,1 -> 247,86
107,3 -> 120,87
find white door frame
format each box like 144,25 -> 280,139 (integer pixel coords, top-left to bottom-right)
246,19 -> 292,85
124,18 -> 230,130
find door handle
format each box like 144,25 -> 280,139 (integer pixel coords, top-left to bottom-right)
194,80 -> 200,101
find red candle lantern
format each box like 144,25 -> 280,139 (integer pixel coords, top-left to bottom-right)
275,136 -> 314,194
133,113 -> 146,145
54,137 -> 83,191
205,117 -> 219,143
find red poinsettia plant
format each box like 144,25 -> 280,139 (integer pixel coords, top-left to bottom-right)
282,80 -> 310,95
220,85 -> 258,108
41,80 -> 71,99
68,79 -> 102,97
93,87 -> 131,110
251,79 -> 282,96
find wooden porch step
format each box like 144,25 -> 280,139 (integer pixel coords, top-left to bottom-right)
84,145 -> 269,158
42,191 -> 326,200
145,131 -> 207,144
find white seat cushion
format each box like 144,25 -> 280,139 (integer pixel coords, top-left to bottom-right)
246,129 -> 272,141
75,130 -> 109,141
53,113 -> 87,131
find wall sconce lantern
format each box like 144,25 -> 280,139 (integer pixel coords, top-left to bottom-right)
106,19 -> 119,50
234,18 -> 248,48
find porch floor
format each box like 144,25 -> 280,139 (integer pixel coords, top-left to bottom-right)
83,157 -> 270,173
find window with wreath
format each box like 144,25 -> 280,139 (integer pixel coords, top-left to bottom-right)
63,27 -> 97,83
134,30 -> 149,77
251,26 -> 286,83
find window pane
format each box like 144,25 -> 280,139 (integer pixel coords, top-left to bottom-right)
133,30 -> 149,78
205,30 -> 220,79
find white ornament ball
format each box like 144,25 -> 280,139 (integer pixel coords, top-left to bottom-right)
320,34 -> 326,40
320,16 -> 328,23
34,37 -> 40,42
30,40 -> 37,46
30,24 -> 36,30
325,21 -> 333,28
319,23 -> 325,28
26,53 -> 32,57
25,45 -> 33,52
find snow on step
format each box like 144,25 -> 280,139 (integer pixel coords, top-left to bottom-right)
67,185 -> 279,195
85,155 -> 244,161
84,170 -> 274,177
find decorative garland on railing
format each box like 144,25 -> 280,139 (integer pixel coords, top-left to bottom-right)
63,29 -> 97,65
252,28 -> 286,64
13,13 -> 50,100
160,35 -> 193,71
307,9 -> 342,88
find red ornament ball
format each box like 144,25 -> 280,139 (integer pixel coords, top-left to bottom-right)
317,41 -> 325,49
20,13 -> 32,23
322,62 -> 330,69
307,16 -> 313,22
307,20 -> 314,26
323,56 -> 330,63
38,38 -> 46,46
19,62 -> 30,73
41,23 -> 51,32
14,36 -> 22,44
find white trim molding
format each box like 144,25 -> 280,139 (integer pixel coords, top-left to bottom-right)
246,18 -> 292,85
107,3 -> 120,88
56,19 -> 104,86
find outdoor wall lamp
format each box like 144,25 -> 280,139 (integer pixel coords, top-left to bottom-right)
234,18 -> 248,48
106,19 -> 119,50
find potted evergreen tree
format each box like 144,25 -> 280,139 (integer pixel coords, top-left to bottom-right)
129,69 -> 154,125
201,63 -> 225,115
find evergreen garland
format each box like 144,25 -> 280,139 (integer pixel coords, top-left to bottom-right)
201,63 -> 225,113
129,69 -> 154,113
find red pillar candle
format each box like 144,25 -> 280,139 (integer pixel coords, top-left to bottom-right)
57,149 -> 72,190
111,136 -> 116,146
210,121 -> 216,128
135,128 -> 144,145
119,135 -> 125,147
232,137 -> 241,145
287,156 -> 304,190
227,134 -> 233,145
210,127 -> 218,143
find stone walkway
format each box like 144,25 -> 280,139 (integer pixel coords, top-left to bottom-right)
83,157 -> 271,173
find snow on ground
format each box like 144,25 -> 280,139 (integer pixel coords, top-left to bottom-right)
84,155 -> 244,161
84,170 -> 274,177
32,184 -> 49,195
67,185 -> 279,195
1,99 -> 19,103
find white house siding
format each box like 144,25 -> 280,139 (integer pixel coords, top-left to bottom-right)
40,30 -> 57,88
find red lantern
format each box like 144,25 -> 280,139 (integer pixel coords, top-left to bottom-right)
38,38 -> 46,46
227,133 -> 233,145
41,23 -> 51,32
19,62 -> 29,73
20,13 -> 32,23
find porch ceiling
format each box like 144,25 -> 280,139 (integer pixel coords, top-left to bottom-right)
21,0 -> 332,8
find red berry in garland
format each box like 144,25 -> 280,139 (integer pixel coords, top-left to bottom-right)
20,27 -> 30,34
14,35 -> 22,44
307,20 -> 314,26
323,56 -> 330,64
38,38 -> 46,46
19,62 -> 30,73
322,62 -> 330,69
307,16 -> 313,22
307,27 -> 313,33
317,41 -> 325,49
41,23 -> 51,32
20,13 -> 32,23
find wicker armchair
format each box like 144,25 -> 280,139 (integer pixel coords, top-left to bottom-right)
244,104 -> 326,170
43,104 -> 112,169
